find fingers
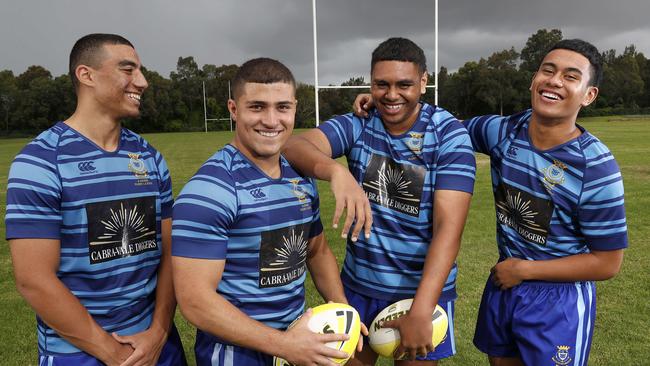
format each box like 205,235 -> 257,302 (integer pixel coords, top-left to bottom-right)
348,203 -> 365,242
340,201 -> 356,241
332,199 -> 344,230
118,350 -> 143,366
362,199 -> 372,240
112,332 -> 134,346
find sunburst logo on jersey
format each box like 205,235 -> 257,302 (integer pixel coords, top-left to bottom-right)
551,345 -> 572,365
364,162 -> 419,203
90,202 -> 156,250
496,190 -> 544,232
541,159 -> 567,193
405,132 -> 424,154
262,229 -> 308,272
128,153 -> 148,179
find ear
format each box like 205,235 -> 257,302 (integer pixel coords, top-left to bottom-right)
75,65 -> 94,88
227,99 -> 237,121
581,86 -> 599,107
420,72 -> 428,94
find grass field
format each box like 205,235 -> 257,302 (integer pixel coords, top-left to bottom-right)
1,116 -> 648,365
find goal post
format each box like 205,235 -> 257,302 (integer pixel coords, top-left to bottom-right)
311,0 -> 439,126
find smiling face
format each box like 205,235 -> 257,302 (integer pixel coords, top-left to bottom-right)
530,48 -> 598,124
90,44 -> 148,119
371,61 -> 427,135
229,82 -> 296,168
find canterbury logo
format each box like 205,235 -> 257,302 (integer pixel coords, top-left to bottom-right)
249,188 -> 266,199
78,161 -> 96,172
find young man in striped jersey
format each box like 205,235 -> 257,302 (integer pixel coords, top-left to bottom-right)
283,38 -> 477,365
353,39 -> 628,366
467,39 -> 627,366
171,58 -> 353,366
6,34 -> 186,366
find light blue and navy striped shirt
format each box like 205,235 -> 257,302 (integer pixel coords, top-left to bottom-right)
465,110 -> 628,260
319,103 -> 476,302
171,144 -> 323,339
5,122 -> 173,356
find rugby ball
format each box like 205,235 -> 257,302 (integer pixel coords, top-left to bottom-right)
368,298 -> 448,359
273,303 -> 361,365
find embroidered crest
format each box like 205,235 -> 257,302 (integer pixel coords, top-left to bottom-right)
551,345 -> 572,365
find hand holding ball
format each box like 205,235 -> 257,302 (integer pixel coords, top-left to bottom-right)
368,299 -> 448,359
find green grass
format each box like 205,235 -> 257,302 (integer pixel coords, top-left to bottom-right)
1,117 -> 649,365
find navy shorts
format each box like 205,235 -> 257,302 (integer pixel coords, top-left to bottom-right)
344,286 -> 456,361
38,324 -> 187,366
195,332 -> 274,366
474,277 -> 596,366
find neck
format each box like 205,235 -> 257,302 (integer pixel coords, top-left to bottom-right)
385,103 -> 422,136
64,103 -> 122,152
529,112 -> 581,150
231,141 -> 282,179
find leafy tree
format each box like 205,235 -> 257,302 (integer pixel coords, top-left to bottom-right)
520,29 -> 563,73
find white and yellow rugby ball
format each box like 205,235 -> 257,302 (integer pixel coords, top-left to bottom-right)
368,298 -> 448,359
273,303 -> 361,365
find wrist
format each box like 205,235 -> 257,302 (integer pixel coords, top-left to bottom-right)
517,259 -> 533,281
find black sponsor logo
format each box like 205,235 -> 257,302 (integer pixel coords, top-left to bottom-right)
258,223 -> 309,288
494,182 -> 552,246
86,196 -> 158,264
362,154 -> 425,217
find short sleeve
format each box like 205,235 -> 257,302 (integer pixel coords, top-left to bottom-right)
578,146 -> 628,251
318,113 -> 366,159
172,160 -> 238,259
464,114 -> 519,155
155,151 -> 174,219
434,109 -> 476,194
5,146 -> 62,240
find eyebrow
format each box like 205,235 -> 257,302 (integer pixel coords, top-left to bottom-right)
118,60 -> 138,68
541,62 -> 583,75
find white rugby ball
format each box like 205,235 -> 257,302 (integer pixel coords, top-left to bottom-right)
368,298 -> 448,359
273,303 -> 361,365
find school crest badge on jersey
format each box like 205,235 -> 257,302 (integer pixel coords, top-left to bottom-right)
541,159 -> 567,193
86,196 -> 158,264
128,153 -> 152,186
362,154 -> 425,217
405,132 -> 424,154
258,223 -> 310,288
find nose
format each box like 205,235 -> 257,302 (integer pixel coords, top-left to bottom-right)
260,109 -> 281,128
547,72 -> 563,88
134,69 -> 148,90
385,85 -> 399,101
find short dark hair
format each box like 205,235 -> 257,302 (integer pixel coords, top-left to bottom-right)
231,58 -> 296,99
547,39 -> 603,87
371,37 -> 427,74
69,33 -> 134,92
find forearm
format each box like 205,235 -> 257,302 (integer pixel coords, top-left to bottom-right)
410,234 -> 460,317
149,219 -> 175,335
283,134 -> 340,181
518,250 -> 624,282
178,289 -> 289,357
307,239 -> 347,304
16,276 -> 127,363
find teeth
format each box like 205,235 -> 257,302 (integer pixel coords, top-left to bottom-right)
541,92 -> 560,100
127,93 -> 141,101
385,104 -> 401,110
258,131 -> 279,137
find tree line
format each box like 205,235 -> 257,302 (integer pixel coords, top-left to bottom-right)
1,29 -> 649,136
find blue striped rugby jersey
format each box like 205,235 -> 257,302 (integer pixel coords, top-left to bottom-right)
318,103 -> 476,302
5,122 -> 173,355
465,110 -> 628,260
171,144 -> 323,335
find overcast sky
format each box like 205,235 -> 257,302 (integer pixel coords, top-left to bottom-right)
1,0 -> 649,85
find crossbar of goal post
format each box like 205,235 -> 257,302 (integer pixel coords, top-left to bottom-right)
311,0 -> 438,126
203,80 -> 233,132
